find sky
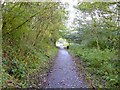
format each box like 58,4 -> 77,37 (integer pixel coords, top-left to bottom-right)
1,0 -> 79,28
61,0 -> 78,28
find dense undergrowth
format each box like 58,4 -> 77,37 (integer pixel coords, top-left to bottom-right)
2,44 -> 57,88
1,2 -> 65,88
65,2 -> 119,89
69,44 -> 119,88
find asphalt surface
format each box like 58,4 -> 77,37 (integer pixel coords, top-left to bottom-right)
45,48 -> 87,88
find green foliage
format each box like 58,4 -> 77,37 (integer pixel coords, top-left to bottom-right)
2,2 -> 66,88
67,2 -> 119,50
66,2 -> 119,88
77,2 -> 112,13
69,45 -> 119,88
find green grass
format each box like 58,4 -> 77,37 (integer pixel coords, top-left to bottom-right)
69,44 -> 119,88
2,44 -> 58,88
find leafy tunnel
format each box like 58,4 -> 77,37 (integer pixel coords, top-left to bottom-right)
1,1 -> 119,89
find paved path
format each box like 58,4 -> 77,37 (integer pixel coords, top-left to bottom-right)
45,48 -> 87,88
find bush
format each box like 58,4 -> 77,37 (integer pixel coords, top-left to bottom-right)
2,44 -> 57,88
69,44 -> 119,88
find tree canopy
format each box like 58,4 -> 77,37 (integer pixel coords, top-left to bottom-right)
2,2 -> 66,88
67,2 -> 119,88
1,1 -> 119,89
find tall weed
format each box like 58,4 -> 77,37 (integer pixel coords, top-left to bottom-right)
69,45 -> 118,88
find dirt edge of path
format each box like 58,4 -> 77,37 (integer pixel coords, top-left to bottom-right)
68,52 -> 96,89
27,51 -> 58,88
42,51 -> 60,88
